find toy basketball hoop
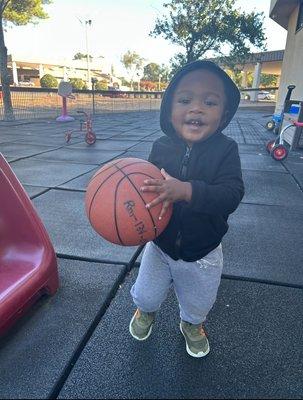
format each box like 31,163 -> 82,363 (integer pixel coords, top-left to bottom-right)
56,81 -> 75,122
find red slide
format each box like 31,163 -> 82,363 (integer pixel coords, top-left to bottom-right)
0,153 -> 59,336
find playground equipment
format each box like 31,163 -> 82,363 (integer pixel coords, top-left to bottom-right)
56,81 -> 75,122
265,86 -> 303,161
265,85 -> 296,134
0,153 -> 59,336
265,113 -> 282,134
65,110 -> 96,145
266,119 -> 303,160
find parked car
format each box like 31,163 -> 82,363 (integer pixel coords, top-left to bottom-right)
18,81 -> 35,87
101,87 -> 128,98
257,91 -> 272,100
242,91 -> 275,101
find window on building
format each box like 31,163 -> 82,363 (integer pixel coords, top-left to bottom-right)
296,0 -> 303,32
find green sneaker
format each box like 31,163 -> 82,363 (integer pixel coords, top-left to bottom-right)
129,309 -> 155,341
180,320 -> 210,358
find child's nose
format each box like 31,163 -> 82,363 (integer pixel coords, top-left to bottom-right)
190,101 -> 204,113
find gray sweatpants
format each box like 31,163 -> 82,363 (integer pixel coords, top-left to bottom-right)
130,241 -> 223,324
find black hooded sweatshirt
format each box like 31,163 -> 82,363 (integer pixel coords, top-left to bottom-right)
149,60 -> 245,261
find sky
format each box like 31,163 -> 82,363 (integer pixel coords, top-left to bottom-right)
5,0 -> 287,76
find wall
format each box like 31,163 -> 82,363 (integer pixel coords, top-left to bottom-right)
276,3 -> 303,112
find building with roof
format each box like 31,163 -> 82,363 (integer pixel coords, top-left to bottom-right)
239,50 -> 284,101
270,0 -> 303,111
7,55 -> 122,89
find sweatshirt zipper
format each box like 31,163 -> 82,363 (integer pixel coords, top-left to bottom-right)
180,145 -> 191,180
176,145 -> 192,256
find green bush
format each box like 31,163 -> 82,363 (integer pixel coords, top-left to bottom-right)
40,74 -> 58,88
95,80 -> 108,90
69,78 -> 87,90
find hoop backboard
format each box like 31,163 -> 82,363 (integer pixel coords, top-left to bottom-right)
58,81 -> 73,97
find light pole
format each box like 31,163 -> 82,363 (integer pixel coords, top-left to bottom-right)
85,19 -> 92,90
158,74 -> 162,91
91,77 -> 98,114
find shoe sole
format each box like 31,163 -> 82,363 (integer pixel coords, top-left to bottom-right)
129,314 -> 153,341
179,323 -> 210,358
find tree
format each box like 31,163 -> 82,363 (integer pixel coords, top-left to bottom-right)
95,79 -> 108,90
150,0 -> 266,74
40,73 -> 57,88
121,50 -> 145,90
69,78 -> 87,90
73,52 -> 93,61
143,63 -> 161,82
142,63 -> 170,83
0,0 -> 51,121
260,74 -> 278,88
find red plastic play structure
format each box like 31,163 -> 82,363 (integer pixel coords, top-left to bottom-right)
0,153 -> 59,336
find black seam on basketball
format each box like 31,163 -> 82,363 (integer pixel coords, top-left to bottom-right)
90,160 -> 148,183
88,166 -> 122,222
114,177 -> 124,245
88,161 -> 149,220
117,172 -> 160,240
89,173 -> 130,245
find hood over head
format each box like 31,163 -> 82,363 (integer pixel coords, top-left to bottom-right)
160,60 -> 240,139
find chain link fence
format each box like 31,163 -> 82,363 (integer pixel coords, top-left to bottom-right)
0,86 -> 278,121
0,88 -> 163,120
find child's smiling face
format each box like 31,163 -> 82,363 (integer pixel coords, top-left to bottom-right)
171,69 -> 227,147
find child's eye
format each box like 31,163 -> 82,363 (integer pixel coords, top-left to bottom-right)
205,100 -> 218,106
178,98 -> 191,104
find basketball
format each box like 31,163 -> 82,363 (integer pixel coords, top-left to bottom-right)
85,158 -> 173,246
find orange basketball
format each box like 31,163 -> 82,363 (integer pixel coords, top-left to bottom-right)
85,158 -> 173,246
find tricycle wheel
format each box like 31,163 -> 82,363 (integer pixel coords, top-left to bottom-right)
265,121 -> 275,131
271,144 -> 288,161
86,133 -> 96,145
266,139 -> 276,153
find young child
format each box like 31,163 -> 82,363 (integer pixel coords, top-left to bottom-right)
129,60 -> 244,358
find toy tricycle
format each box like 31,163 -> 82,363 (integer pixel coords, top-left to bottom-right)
265,85 -> 295,134
65,110 -> 96,145
266,119 -> 303,161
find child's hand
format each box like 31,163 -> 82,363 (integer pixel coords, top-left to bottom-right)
140,168 -> 192,219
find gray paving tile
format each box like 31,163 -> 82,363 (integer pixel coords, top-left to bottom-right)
0,133 -> 24,143
15,135 -> 84,146
33,189 -> 139,263
0,142 -> 58,158
0,258 -> 125,399
10,158 -> 96,186
119,151 -> 149,161
129,141 -> 153,152
59,269 -> 303,399
59,168 -> 99,191
33,147 -> 124,165
223,203 -> 303,285
238,143 -> 268,154
240,153 -> 287,172
110,134 -> 150,141
283,159 -> 303,175
69,139 -> 138,151
293,172 -> 303,189
23,185 -> 49,198
242,170 -> 303,206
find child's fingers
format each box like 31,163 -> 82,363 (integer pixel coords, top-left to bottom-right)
143,178 -> 162,185
158,200 -> 171,220
145,194 -> 166,209
161,168 -> 171,180
140,185 -> 163,193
